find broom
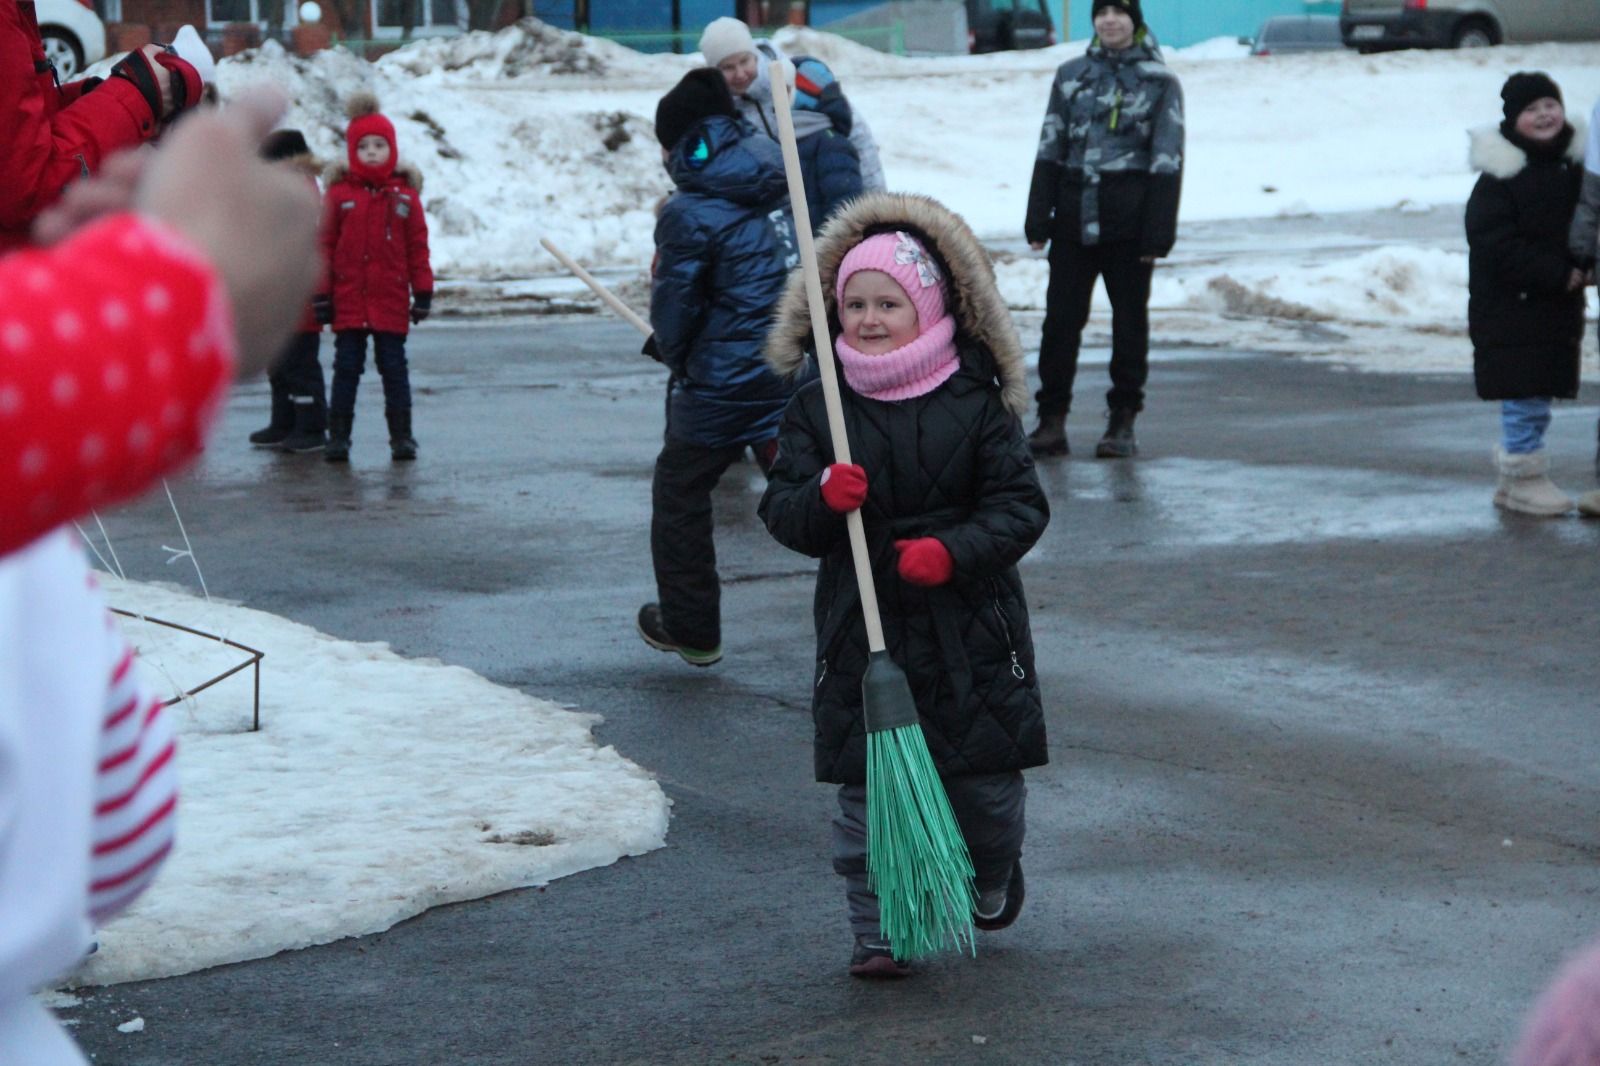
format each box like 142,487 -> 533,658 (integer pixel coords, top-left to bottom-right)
769,71 -> 976,961
539,237 -> 653,336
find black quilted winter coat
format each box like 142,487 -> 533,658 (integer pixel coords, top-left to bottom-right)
759,193 -> 1050,785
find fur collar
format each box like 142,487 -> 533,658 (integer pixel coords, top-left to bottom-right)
765,192 -> 1028,417
1469,118 -> 1586,179
322,160 -> 425,193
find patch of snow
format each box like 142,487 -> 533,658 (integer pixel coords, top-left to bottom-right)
116,1017 -> 145,1033
70,578 -> 669,986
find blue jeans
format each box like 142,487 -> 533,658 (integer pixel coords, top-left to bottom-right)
1501,398 -> 1552,455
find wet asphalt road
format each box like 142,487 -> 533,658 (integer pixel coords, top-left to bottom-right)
64,311 -> 1600,1066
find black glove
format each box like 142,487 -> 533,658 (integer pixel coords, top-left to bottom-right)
110,48 -> 164,127
410,291 -> 432,325
312,294 -> 333,326
641,333 -> 663,363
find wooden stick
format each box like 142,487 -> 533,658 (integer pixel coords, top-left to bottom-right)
539,237 -> 652,337
769,72 -> 890,656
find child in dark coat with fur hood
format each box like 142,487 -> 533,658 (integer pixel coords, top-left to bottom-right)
759,192 -> 1050,978
316,93 -> 434,462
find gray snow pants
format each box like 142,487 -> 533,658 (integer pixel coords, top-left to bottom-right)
832,771 -> 1027,937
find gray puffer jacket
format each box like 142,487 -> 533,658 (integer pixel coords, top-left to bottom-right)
1024,32 -> 1184,255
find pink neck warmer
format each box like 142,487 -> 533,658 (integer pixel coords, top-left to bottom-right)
836,314 -> 960,401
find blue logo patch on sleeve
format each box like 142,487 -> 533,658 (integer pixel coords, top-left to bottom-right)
688,137 -> 712,169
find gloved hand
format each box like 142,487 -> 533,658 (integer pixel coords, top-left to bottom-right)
820,463 -> 867,514
642,333 -> 663,362
111,45 -> 200,123
410,291 -> 432,324
894,537 -> 953,587
312,293 -> 333,325
154,49 -> 202,113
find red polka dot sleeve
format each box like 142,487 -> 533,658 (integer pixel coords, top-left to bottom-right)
0,214 -> 237,558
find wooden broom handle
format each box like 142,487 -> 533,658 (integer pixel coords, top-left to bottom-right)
770,73 -> 889,655
539,237 -> 653,337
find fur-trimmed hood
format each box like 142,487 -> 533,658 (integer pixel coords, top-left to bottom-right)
1469,118 -> 1586,179
765,192 -> 1028,416
322,160 -> 424,192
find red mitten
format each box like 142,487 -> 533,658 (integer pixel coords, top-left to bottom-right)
894,538 -> 954,587
820,463 -> 868,514
153,52 -> 202,113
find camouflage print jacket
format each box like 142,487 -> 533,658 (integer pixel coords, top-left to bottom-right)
1024,32 -> 1184,255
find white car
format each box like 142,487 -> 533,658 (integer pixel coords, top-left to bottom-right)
35,0 -> 106,81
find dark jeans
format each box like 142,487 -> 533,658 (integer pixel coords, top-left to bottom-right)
1036,237 -> 1154,417
270,331 -> 326,426
650,435 -> 756,651
833,771 -> 1027,938
331,330 -> 410,418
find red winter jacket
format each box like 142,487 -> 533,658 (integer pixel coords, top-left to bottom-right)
0,0 -> 161,249
318,162 -> 432,335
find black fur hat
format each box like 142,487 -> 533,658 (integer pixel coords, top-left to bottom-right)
259,128 -> 311,161
654,68 -> 736,150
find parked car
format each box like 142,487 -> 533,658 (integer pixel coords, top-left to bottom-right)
35,0 -> 106,80
1340,0 -> 1600,52
1249,14 -> 1344,55
966,0 -> 1054,53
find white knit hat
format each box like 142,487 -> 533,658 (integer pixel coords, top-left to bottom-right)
699,17 -> 756,68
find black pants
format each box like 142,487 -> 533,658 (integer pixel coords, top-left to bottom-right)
331,330 -> 410,418
1036,238 -> 1154,418
833,772 -> 1027,938
650,435 -> 758,652
269,331 -> 327,425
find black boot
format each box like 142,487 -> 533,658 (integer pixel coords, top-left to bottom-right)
1094,408 -> 1138,459
281,399 -> 327,453
248,383 -> 294,448
386,408 -> 418,461
1026,411 -> 1069,457
325,414 -> 353,463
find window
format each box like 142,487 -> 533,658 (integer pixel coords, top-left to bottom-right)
372,0 -> 465,37
207,0 -> 258,24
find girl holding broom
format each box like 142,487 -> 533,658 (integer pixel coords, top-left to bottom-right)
759,192 -> 1050,978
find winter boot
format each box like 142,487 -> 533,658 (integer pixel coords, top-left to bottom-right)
1578,490 -> 1600,518
973,860 -> 1026,932
1494,448 -> 1574,516
636,603 -> 722,667
1094,408 -> 1138,459
1026,411 -> 1069,457
248,384 -> 293,448
325,414 -> 353,463
280,398 -> 326,453
386,408 -> 418,462
848,936 -> 910,979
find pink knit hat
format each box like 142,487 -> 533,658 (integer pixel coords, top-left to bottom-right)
836,231 -> 948,332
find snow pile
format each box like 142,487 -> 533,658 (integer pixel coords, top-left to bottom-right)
211,20 -> 1600,279
74,577 -> 670,986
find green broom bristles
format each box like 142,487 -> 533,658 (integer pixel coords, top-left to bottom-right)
866,722 -> 977,961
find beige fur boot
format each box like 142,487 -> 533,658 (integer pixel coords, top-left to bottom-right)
1494,448 -> 1575,516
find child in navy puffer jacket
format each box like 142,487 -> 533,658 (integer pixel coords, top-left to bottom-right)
635,68 -> 799,669
316,93 -> 433,463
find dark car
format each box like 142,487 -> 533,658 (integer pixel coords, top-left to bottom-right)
1339,0 -> 1600,52
1249,14 -> 1344,55
967,0 -> 1055,53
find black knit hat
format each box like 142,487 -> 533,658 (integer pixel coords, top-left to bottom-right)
1093,0 -> 1143,29
259,128 -> 311,161
1501,71 -> 1562,123
655,68 -> 737,150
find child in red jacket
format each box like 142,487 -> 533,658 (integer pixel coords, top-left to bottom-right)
316,93 -> 433,462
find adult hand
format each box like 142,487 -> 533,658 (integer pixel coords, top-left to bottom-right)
135,85 -> 321,380
1028,241 -> 1046,252
820,463 -> 868,514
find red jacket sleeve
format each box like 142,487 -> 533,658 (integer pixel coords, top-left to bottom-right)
0,214 -> 237,558
406,189 -> 432,295
0,0 -> 159,240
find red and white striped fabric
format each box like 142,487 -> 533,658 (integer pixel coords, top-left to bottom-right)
88,618 -> 177,924
0,212 -> 237,560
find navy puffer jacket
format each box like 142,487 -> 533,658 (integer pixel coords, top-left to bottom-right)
651,115 -> 800,448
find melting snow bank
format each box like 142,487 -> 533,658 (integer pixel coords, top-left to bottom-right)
69,578 -> 669,986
